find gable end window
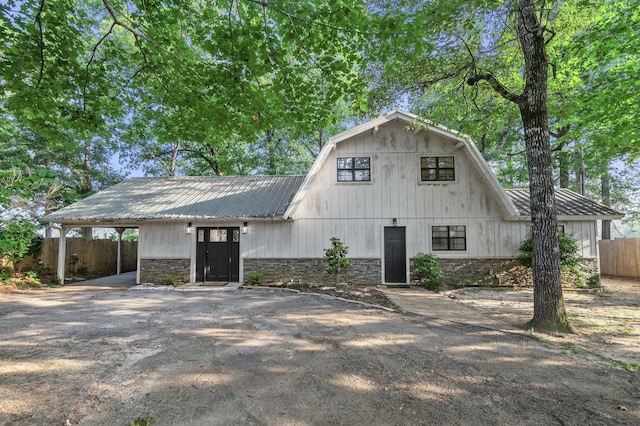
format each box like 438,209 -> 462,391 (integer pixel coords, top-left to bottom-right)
337,157 -> 370,182
421,156 -> 455,181
432,225 -> 466,251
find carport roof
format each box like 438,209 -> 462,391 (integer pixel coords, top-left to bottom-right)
41,175 -> 305,225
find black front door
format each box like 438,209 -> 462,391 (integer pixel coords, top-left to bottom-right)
384,227 -> 406,283
196,227 -> 240,282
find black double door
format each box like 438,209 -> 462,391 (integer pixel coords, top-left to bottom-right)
196,227 -> 240,282
384,227 -> 406,283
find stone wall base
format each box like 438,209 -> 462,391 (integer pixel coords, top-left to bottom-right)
412,257 -> 600,288
243,258 -> 381,285
140,258 -> 190,284
410,258 -> 517,287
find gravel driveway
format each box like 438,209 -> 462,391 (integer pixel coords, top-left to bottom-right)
1,287 -> 638,425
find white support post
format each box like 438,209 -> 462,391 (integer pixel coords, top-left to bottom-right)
57,226 -> 69,284
115,227 -> 125,275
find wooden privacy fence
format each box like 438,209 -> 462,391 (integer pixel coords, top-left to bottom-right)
42,238 -> 138,275
599,238 -> 640,279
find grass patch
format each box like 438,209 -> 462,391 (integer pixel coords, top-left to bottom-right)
562,342 -> 582,355
598,356 -> 640,372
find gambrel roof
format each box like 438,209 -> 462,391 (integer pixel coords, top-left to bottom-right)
284,110 -> 521,219
41,176 -> 304,226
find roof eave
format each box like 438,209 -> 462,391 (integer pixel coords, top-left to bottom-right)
43,215 -> 291,227
505,214 -> 625,222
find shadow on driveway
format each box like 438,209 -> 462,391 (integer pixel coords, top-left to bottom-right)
61,271 -> 137,290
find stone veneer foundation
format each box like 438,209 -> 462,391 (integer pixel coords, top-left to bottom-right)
140,258 -> 190,284
243,258 -> 381,285
410,258 -> 517,287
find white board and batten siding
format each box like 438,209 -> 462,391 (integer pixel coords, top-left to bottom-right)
277,119 -> 528,260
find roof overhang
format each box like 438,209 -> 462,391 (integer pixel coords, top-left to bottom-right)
43,216 -> 292,228
506,214 -> 625,222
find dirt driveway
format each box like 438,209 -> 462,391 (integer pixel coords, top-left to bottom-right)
446,277 -> 640,370
1,286 -> 639,425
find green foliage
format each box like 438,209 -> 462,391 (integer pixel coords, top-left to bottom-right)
1,0 -> 370,183
130,417 -> 154,426
323,237 -> 352,281
0,266 -> 12,284
109,229 -> 139,242
160,275 -> 176,286
0,220 -> 39,264
76,265 -> 89,276
517,232 -> 580,268
247,272 -> 264,285
562,262 -> 600,289
413,253 -> 444,290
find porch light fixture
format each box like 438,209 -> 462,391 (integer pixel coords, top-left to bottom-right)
392,218 -> 397,226
186,222 -> 194,235
242,222 -> 248,234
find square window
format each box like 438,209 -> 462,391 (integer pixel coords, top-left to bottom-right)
432,225 -> 466,251
337,157 -> 371,182
421,156 -> 455,182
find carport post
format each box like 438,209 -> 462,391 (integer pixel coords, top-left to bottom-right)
115,227 -> 125,275
57,226 -> 69,284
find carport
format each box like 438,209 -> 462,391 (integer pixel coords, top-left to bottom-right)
41,222 -> 139,284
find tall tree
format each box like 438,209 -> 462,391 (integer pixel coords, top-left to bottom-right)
2,1 -> 370,180
468,0 -> 566,330
370,0 -> 586,330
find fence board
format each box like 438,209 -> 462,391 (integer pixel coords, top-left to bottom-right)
599,238 -> 640,278
42,238 -> 138,275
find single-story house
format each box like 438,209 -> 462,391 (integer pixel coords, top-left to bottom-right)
41,110 -> 623,285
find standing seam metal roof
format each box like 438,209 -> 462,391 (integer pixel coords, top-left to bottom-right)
40,176 -> 305,223
506,188 -> 624,217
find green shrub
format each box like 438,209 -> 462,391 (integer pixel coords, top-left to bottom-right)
0,266 -> 13,284
562,262 -> 601,289
76,264 -> 89,276
413,253 -> 444,290
247,272 -> 263,285
517,232 -> 580,268
160,275 -> 176,285
0,220 -> 38,265
324,237 -> 352,282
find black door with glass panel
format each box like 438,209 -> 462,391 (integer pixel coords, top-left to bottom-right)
384,227 -> 406,283
196,227 -> 240,282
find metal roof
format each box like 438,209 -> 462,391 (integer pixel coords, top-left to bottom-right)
506,189 -> 624,219
41,176 -> 305,225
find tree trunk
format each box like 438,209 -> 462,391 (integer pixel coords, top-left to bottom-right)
465,0 -> 570,331
80,140 -> 93,240
318,128 -> 324,150
556,142 -> 570,188
517,0 -> 569,331
266,129 -> 277,174
166,141 -> 180,177
574,147 -> 586,195
601,166 -> 611,240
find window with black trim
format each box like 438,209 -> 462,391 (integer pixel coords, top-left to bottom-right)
432,225 -> 466,251
421,156 -> 455,181
337,157 -> 370,182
